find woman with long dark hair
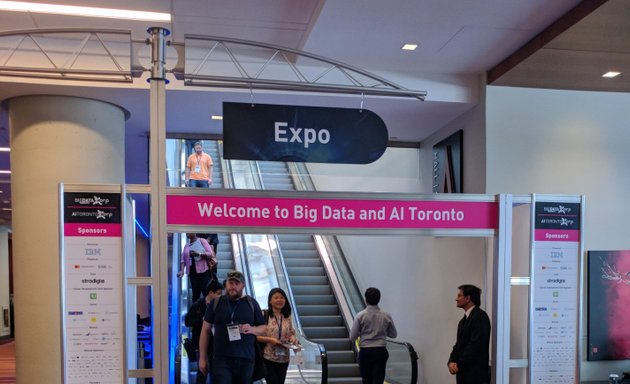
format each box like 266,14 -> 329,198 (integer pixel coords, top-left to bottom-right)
256,288 -> 300,384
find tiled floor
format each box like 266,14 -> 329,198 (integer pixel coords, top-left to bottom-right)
0,340 -> 15,384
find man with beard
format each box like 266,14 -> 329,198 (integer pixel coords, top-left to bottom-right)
198,270 -> 267,384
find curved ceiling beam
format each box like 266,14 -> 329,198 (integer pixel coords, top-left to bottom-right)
0,29 -> 426,100
176,35 -> 427,101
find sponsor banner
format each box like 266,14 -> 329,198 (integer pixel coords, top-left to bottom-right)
166,194 -> 498,230
223,102 -> 388,164
64,223 -> 122,237
62,191 -> 124,384
534,229 -> 579,242
530,200 -> 581,384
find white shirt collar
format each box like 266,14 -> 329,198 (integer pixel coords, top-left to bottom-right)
465,305 -> 476,318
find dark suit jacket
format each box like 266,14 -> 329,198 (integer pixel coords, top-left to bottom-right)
448,306 -> 491,384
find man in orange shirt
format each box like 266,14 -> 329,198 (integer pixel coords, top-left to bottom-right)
185,141 -> 213,187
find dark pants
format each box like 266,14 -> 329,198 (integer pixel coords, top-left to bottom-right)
358,347 -> 389,384
190,270 -> 211,301
263,358 -> 289,384
189,179 -> 209,188
212,356 -> 254,384
196,370 -> 208,384
195,344 -> 213,384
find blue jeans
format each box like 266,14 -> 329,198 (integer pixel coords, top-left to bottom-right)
188,179 -> 209,188
212,356 -> 254,384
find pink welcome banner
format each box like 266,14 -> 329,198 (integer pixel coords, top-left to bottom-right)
167,195 -> 497,230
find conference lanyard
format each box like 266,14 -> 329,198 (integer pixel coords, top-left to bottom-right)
275,315 -> 283,340
228,299 -> 241,323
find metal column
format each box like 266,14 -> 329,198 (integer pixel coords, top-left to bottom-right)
148,26 -> 169,383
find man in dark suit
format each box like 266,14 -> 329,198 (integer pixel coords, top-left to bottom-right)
447,284 -> 491,384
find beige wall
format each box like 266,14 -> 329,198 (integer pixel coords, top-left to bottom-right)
486,85 -> 630,382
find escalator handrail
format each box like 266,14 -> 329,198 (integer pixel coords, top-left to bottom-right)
318,343 -> 328,384
386,339 -> 419,384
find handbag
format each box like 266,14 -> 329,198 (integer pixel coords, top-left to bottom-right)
252,342 -> 267,381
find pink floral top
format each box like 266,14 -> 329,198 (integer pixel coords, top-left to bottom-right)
262,313 -> 300,363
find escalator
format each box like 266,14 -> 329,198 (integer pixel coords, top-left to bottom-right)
258,162 -> 362,383
279,234 -> 361,383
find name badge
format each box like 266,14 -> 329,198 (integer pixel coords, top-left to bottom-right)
194,165 -> 201,173
227,323 -> 241,341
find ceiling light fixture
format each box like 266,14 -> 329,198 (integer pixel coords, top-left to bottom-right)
211,115 -> 223,120
0,1 -> 171,21
401,43 -> 418,51
0,147 -> 9,152
1,208 -> 11,211
0,171 -> 10,174
602,71 -> 621,78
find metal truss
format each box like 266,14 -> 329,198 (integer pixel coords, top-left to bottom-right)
0,29 -> 427,100
175,35 -> 427,100
0,29 -> 135,82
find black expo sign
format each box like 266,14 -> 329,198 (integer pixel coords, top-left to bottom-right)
223,102 -> 388,164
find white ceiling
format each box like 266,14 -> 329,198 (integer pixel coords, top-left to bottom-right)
0,0 -> 621,224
